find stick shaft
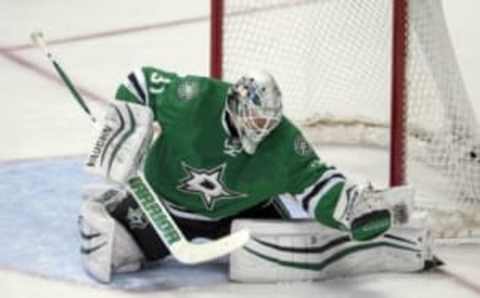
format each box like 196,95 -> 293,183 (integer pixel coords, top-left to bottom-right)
31,32 -> 94,121
51,60 -> 93,118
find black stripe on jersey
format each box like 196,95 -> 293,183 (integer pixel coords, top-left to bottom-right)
128,72 -> 146,104
302,173 -> 345,212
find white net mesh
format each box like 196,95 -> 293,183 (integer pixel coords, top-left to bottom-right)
220,0 -> 480,239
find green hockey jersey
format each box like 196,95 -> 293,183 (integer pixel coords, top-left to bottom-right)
115,67 -> 347,229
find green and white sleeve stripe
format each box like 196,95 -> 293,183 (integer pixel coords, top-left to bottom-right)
120,68 -> 150,106
294,167 -> 347,230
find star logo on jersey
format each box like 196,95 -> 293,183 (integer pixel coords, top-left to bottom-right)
177,162 -> 246,210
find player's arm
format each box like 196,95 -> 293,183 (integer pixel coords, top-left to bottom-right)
84,101 -> 154,183
114,67 -> 177,110
85,67 -> 181,183
114,66 -> 205,129
286,134 -> 413,241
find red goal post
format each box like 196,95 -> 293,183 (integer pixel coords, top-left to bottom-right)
211,0 -> 408,187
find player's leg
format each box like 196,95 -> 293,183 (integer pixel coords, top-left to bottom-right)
79,184 -> 148,283
230,216 -> 435,283
79,190 -> 296,283
171,198 -> 290,241
79,187 -> 270,282
164,198 -> 291,241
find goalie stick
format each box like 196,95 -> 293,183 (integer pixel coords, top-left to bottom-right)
30,31 -> 250,264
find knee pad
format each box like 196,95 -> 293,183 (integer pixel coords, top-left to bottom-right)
79,184 -> 145,283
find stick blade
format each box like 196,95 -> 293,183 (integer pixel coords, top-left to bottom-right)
171,229 -> 250,264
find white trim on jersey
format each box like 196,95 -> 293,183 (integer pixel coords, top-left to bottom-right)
306,177 -> 345,218
221,108 -> 230,136
294,168 -> 346,216
276,193 -> 308,218
123,68 -> 149,106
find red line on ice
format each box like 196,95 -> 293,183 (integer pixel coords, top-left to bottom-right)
0,50 -> 107,103
0,15 -> 208,52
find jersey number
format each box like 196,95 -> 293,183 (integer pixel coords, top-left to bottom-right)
149,72 -> 171,94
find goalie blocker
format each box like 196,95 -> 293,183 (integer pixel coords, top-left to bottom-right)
230,217 -> 437,283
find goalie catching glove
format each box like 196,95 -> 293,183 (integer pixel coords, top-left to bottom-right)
333,184 -> 415,241
85,101 -> 154,183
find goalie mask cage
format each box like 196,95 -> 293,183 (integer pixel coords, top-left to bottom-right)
210,0 -> 480,240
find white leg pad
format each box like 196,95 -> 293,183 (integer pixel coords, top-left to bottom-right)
79,187 -> 145,283
230,216 -> 433,283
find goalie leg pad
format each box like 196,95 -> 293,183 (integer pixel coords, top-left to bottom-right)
79,185 -> 146,283
230,218 -> 433,283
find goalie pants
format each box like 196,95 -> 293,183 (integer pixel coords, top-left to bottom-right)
110,193 -> 287,261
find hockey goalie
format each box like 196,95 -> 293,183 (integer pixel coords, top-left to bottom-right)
79,67 -> 436,283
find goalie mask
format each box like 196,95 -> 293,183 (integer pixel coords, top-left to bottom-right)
226,70 -> 283,154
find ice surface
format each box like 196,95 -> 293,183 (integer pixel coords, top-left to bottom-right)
1,147 -> 479,297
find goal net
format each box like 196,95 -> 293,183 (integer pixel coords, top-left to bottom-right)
210,0 -> 480,239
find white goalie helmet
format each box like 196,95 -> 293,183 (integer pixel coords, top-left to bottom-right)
226,70 -> 283,154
